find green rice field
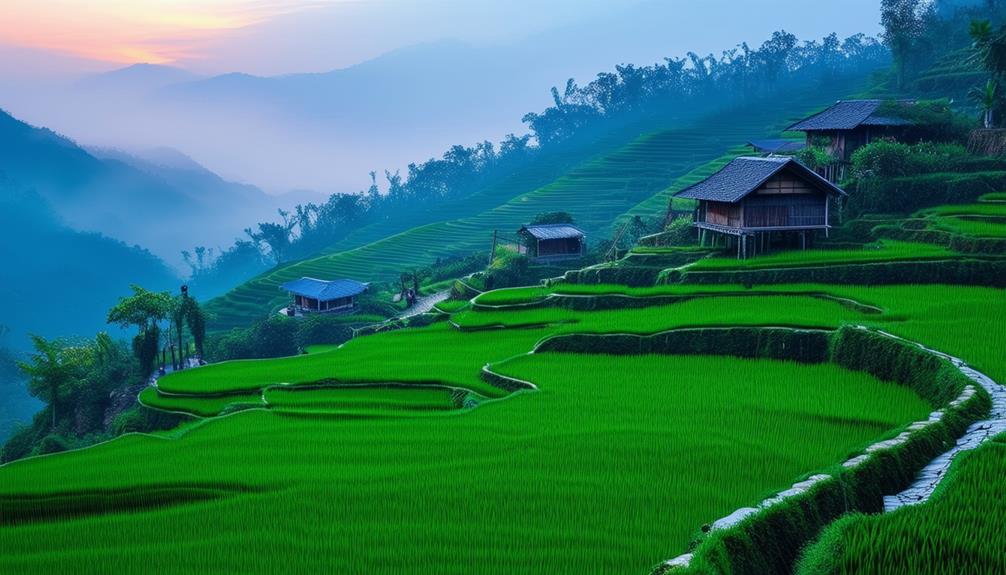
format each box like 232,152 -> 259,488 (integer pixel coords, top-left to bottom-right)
931,215 -> 1006,238
0,353 -> 928,574
689,240 -> 953,271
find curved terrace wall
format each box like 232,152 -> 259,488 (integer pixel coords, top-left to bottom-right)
510,325 -> 991,575
660,258 -> 1006,288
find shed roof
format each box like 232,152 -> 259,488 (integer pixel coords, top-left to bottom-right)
675,156 -> 846,203
518,223 -> 585,240
280,277 -> 368,300
787,100 -> 914,131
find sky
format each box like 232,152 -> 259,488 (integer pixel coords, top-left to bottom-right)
0,0 -> 883,77
0,0 -> 885,194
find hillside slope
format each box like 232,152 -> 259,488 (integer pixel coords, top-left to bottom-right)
0,110 -> 287,269
0,178 -> 178,350
205,76 -> 864,331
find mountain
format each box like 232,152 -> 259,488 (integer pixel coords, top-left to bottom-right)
76,63 -> 202,95
0,109 -> 295,270
0,175 -> 179,350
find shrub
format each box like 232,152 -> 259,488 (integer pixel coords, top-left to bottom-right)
849,140 -> 969,180
847,170 -> 1006,216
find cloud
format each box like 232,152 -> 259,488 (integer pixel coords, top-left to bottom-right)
0,0 -> 336,65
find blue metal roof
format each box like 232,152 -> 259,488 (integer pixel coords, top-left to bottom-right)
748,139 -> 806,154
787,100 -> 914,131
519,224 -> 585,240
675,157 -> 846,203
280,277 -> 368,300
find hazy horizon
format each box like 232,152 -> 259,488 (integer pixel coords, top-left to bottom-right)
0,1 -> 883,196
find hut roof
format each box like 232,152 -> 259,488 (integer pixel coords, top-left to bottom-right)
787,99 -> 914,131
518,224 -> 585,240
280,277 -> 368,300
675,157 -> 846,203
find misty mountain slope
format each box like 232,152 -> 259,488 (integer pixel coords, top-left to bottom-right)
204,76 -> 860,331
59,40 -> 580,192
76,63 -> 202,96
0,177 -> 178,351
0,110 -> 290,269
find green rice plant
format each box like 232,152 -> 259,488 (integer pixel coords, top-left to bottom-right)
0,354 -> 926,575
432,299 -> 470,314
138,387 -> 262,418
454,295 -> 869,332
797,437 -> 1006,575
157,323 -> 539,397
263,385 -> 460,412
919,202 -> 1006,217
979,192 -> 1006,201
930,216 -> 1006,238
689,241 -> 953,271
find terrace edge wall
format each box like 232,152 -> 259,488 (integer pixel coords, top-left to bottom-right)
661,258 -> 1006,288
518,325 -> 991,575
656,327 -> 991,575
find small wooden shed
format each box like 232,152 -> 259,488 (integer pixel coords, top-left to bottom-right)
516,224 -> 586,262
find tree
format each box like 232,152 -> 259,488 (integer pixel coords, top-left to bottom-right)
107,285 -> 173,378
881,0 -> 931,87
970,79 -> 999,128
17,336 -> 84,430
530,211 -> 575,225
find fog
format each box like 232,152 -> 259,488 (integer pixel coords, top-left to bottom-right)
0,0 -> 882,195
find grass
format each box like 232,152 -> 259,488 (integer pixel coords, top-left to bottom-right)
979,192 -> 1006,202
0,354 -> 928,574
797,436 -> 1006,575
689,240 -> 954,271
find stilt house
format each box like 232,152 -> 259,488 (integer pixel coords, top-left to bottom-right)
676,156 -> 847,259
787,99 -> 914,181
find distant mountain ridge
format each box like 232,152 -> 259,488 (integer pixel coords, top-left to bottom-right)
0,109 -> 296,270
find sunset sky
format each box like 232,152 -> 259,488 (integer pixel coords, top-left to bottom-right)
0,1 -> 882,77
0,0 -> 322,65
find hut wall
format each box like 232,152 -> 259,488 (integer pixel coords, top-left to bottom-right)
703,202 -> 742,227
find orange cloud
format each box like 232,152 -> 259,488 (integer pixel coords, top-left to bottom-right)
0,0 -> 330,65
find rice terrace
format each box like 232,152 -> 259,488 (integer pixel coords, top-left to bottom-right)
1,1 -> 1006,574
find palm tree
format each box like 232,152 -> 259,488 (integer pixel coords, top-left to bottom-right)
970,79 -> 999,128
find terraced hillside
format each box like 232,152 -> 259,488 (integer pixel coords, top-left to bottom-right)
2,280 -> 1002,575
204,79 -> 864,331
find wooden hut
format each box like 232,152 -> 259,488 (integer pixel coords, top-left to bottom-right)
787,99 -> 913,181
516,224 -> 586,262
280,277 -> 368,315
676,157 -> 847,258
